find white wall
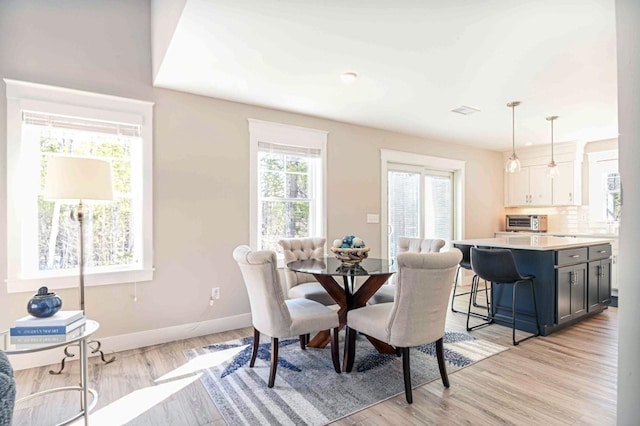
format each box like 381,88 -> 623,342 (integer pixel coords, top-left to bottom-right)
615,0 -> 640,424
0,0 -> 504,358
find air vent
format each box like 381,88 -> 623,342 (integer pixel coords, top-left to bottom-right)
451,105 -> 481,115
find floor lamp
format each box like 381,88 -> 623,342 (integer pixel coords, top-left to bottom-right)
43,155 -> 117,373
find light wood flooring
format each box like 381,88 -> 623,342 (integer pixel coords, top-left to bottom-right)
11,289 -> 617,425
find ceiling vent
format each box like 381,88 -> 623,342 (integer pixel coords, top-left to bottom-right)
451,105 -> 481,115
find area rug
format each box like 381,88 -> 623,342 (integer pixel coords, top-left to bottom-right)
184,331 -> 507,426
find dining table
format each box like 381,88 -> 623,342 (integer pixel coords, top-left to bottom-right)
286,256 -> 396,369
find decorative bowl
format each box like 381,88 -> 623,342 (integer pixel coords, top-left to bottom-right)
27,286 -> 62,318
330,246 -> 370,265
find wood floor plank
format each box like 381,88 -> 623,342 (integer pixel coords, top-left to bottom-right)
11,293 -> 617,425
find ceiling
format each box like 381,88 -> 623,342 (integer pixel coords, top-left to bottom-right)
153,0 -> 618,152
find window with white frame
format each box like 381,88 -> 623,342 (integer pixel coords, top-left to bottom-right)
248,119 -> 327,259
5,79 -> 154,293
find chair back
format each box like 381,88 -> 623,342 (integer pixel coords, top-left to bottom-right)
233,245 -> 292,337
470,247 -> 523,284
453,243 -> 472,270
386,249 -> 462,347
398,237 -> 445,254
0,350 -> 16,426
278,237 -> 326,292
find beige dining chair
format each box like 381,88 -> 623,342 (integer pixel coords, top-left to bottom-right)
278,237 -> 336,306
344,248 -> 462,404
369,237 -> 446,304
233,245 -> 341,388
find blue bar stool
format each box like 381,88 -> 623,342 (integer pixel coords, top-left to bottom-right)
452,244 -> 490,319
467,247 -> 541,345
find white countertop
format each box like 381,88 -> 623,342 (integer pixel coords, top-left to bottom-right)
495,231 -> 619,239
453,235 -> 614,251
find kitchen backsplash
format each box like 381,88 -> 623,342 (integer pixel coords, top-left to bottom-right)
504,206 -> 617,235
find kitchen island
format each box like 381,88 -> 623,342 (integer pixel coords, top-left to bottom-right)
452,235 -> 613,336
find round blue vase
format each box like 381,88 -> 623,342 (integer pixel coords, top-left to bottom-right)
27,286 -> 62,318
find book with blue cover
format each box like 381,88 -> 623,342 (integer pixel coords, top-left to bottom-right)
14,310 -> 84,327
9,317 -> 86,336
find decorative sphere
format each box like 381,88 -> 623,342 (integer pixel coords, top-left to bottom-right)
333,239 -> 342,248
353,237 -> 364,248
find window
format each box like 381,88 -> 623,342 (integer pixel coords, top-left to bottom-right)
381,149 -> 465,262
5,79 -> 154,293
249,119 -> 327,261
588,150 -> 620,226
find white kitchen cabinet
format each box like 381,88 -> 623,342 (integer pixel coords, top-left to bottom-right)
503,142 -> 583,207
552,161 -> 581,205
506,165 -> 552,206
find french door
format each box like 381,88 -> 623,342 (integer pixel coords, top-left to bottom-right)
387,164 -> 454,262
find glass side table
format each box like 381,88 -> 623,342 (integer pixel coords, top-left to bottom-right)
1,319 -> 100,425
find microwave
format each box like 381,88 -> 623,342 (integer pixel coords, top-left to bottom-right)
505,215 -> 548,232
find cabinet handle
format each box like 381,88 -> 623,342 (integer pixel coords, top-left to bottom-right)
569,192 -> 573,202
598,250 -> 607,254
570,254 -> 580,258
597,265 -> 602,277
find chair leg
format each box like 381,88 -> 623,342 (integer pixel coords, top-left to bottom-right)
268,337 -> 279,388
330,327 -> 341,374
435,337 -> 449,388
401,347 -> 413,404
530,280 -> 542,337
345,326 -> 357,373
250,328 -> 260,368
512,281 -> 519,345
299,334 -> 307,350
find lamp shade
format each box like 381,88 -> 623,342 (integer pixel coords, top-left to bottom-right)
44,155 -> 114,202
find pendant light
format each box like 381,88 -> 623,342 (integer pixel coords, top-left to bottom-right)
546,115 -> 560,179
505,101 -> 521,173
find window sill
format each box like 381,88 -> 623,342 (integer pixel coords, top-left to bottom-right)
5,267 -> 154,294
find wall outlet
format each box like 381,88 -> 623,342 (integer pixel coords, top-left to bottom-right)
211,287 -> 220,300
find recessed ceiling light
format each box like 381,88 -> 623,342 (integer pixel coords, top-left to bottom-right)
340,71 -> 358,84
451,105 -> 481,115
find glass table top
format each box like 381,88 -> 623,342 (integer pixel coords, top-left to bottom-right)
287,257 -> 395,277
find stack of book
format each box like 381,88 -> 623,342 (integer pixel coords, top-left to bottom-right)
10,310 -> 86,347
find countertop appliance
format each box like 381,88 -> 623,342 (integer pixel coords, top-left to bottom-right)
506,214 -> 548,232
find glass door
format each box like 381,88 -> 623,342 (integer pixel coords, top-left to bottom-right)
387,165 -> 454,262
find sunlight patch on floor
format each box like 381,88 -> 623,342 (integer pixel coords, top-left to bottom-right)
155,345 -> 247,382
69,374 -> 201,426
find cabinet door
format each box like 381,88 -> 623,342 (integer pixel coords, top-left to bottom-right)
529,165 -> 552,205
553,162 -> 577,205
507,168 -> 530,206
588,261 -> 600,311
599,258 -> 612,304
557,263 -> 587,324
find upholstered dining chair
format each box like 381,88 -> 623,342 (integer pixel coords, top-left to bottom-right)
369,237 -> 446,305
0,350 -> 16,426
278,237 -> 336,306
345,248 -> 462,404
233,245 -> 341,388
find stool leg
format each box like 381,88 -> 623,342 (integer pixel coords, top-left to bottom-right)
451,265 -> 460,312
512,279 -> 540,345
512,281 -> 519,345
466,274 -> 477,331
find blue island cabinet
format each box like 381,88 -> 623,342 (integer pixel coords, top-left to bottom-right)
454,236 -> 612,336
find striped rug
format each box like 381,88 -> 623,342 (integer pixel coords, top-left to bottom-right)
185,331 -> 507,425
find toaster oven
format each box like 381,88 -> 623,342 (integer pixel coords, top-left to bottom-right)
505,215 -> 548,232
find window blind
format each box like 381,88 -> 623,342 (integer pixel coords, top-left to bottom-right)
258,141 -> 321,158
22,111 -> 141,137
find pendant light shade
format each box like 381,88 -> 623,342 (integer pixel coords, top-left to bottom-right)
546,115 -> 560,179
505,101 -> 521,173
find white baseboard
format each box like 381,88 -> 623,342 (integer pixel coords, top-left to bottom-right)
7,313 -> 252,371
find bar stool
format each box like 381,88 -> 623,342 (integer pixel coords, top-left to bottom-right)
467,247 -> 541,345
451,244 -> 490,318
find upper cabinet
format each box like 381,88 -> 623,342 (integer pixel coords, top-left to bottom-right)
504,143 -> 582,207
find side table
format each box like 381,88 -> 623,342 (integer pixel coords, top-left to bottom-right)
1,319 -> 100,425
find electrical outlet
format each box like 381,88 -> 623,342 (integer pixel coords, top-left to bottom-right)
211,287 -> 220,300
